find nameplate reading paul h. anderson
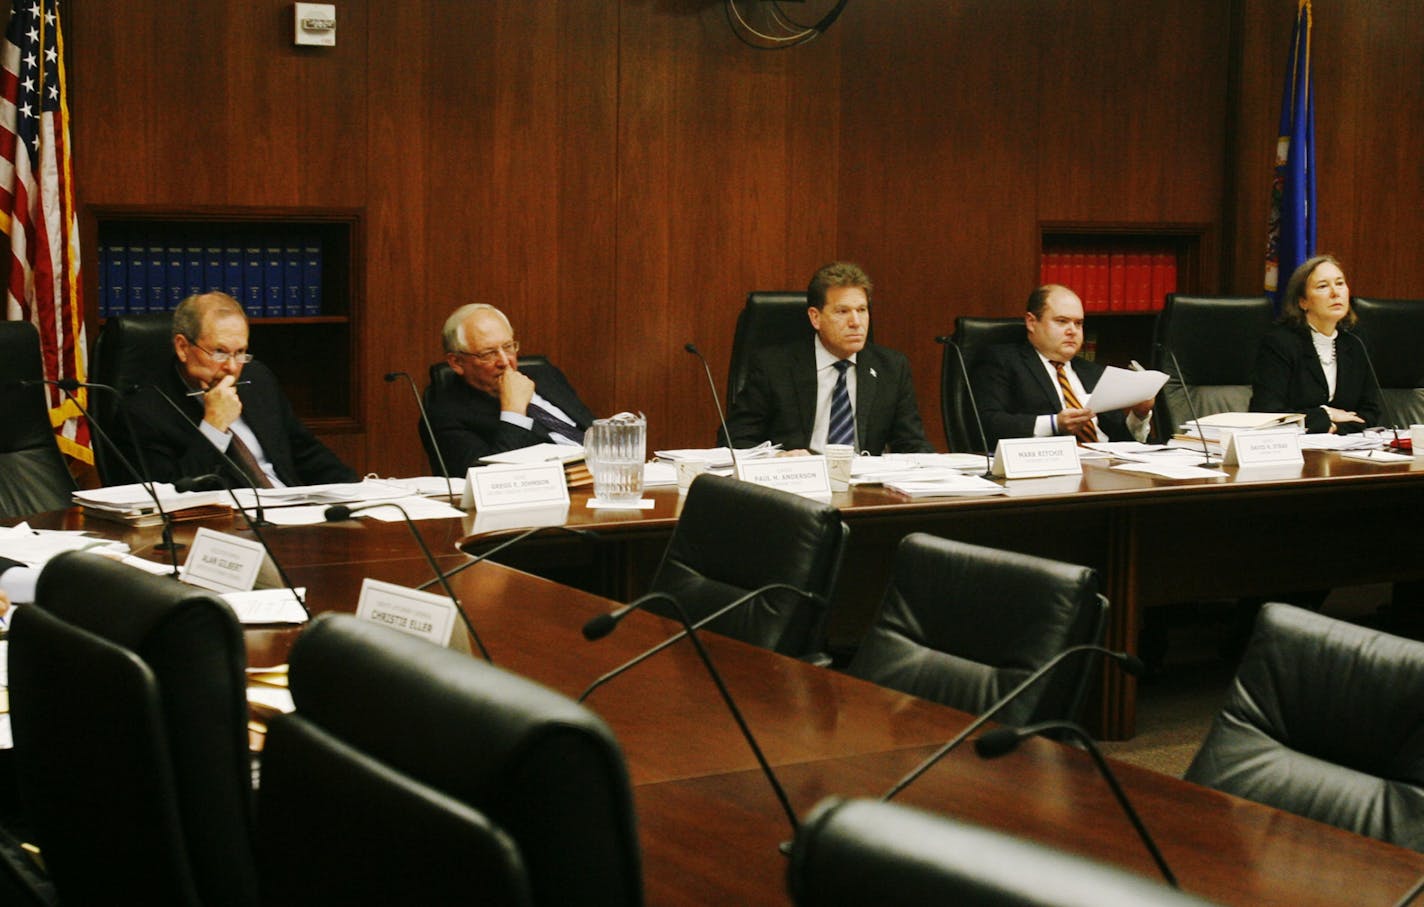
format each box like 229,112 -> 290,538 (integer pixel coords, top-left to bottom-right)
181,526 -> 267,593
992,436 -> 1082,479
463,461 -> 570,511
354,577 -> 458,647
1224,427 -> 1303,467
737,455 -> 833,497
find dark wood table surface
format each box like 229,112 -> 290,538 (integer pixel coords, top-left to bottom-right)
18,491 -> 1424,906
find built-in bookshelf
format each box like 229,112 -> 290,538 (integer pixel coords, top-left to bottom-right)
87,207 -> 362,428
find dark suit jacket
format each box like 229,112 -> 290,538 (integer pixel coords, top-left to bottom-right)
425,362 -> 596,474
724,339 -> 932,454
1249,324 -> 1381,433
116,360 -> 357,486
974,342 -> 1134,449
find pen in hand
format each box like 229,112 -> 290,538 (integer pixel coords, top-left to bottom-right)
186,380 -> 251,397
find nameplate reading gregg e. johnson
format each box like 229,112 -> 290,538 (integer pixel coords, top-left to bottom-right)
992,436 -> 1083,479
181,526 -> 267,593
736,455 -> 833,497
1224,427 -> 1303,467
354,577 -> 459,646
463,461 -> 570,511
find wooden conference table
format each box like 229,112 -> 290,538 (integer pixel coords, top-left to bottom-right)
19,490 -> 1424,906
479,449 -> 1424,739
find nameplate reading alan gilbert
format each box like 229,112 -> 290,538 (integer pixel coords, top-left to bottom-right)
737,454 -> 833,497
463,461 -> 570,511
181,526 -> 267,593
992,436 -> 1082,479
355,577 -> 458,647
1224,427 -> 1303,467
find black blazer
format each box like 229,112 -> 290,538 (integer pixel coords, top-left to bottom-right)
724,339 -> 932,454
973,342 -> 1134,449
1249,324 -> 1381,433
116,360 -> 358,486
425,361 -> 596,474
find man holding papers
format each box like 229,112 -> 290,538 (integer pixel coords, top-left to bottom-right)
975,285 -> 1155,449
427,304 -> 595,474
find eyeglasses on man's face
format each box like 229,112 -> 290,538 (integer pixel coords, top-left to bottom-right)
191,341 -> 254,364
457,340 -> 519,364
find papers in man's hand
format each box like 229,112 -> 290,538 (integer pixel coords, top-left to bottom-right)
221,588 -> 309,624
1084,366 -> 1168,413
884,474 -> 1006,498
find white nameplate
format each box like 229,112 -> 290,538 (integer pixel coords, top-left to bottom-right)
462,461 -> 570,511
181,527 -> 267,593
992,436 -> 1083,479
355,577 -> 459,647
1223,427 -> 1303,467
736,454 -> 833,497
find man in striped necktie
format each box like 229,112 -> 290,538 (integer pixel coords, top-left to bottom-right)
973,285 -> 1155,450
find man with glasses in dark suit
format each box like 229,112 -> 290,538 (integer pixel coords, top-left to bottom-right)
117,292 -> 356,487
426,303 -> 595,474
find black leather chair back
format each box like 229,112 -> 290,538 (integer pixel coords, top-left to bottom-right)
647,473 -> 848,657
846,533 -> 1106,726
90,312 -> 177,484
1351,296 -> 1424,426
258,615 -> 534,906
941,316 -> 1025,452
1149,295 -> 1273,436
788,798 -> 1220,906
9,551 -> 256,907
1185,602 -> 1424,852
0,321 -> 76,518
269,614 -> 641,907
726,292 -> 811,408
421,355 -> 552,473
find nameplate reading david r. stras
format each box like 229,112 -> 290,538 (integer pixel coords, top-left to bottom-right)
463,461 -> 570,511
181,526 -> 267,593
992,436 -> 1082,479
737,454 -> 833,497
1224,427 -> 1303,467
355,577 -> 458,647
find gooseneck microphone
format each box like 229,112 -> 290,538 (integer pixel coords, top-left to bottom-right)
581,590 -> 800,838
1161,345 -> 1220,469
685,343 -> 739,478
324,502 -> 492,663
975,719 -> 1178,889
385,370 -> 455,501
1342,329 -> 1388,431
934,336 -> 993,476
578,582 -> 826,703
176,472 -> 310,618
881,644 -> 1143,801
1392,875 -> 1424,907
25,377 -> 182,574
143,382 -> 273,525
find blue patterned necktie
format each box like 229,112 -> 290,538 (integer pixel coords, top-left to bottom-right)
527,401 -> 584,443
827,359 -> 855,447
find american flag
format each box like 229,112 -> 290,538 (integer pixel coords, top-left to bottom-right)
1,0 -> 89,462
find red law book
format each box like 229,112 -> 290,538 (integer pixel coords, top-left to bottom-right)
1109,251 -> 1128,312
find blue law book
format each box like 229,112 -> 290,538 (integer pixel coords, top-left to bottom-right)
243,246 -> 263,316
166,246 -> 186,307
302,244 -> 322,316
225,246 -> 245,301
105,244 -> 128,316
127,243 -> 148,314
185,245 -> 205,297
205,246 -> 225,294
283,245 -> 304,316
97,245 -> 110,317
264,246 -> 284,318
147,245 -> 168,311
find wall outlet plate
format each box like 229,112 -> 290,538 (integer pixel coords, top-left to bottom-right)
294,3 -> 336,47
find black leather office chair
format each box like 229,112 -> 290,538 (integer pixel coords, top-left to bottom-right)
787,798 -> 1220,906
1351,296 -> 1424,427
0,321 -> 77,519
258,614 -> 534,906
1149,295 -> 1273,437
89,312 -> 176,484
645,473 -> 848,657
846,534 -> 1106,726
940,316 -> 1024,452
262,613 -> 641,907
9,550 -> 257,907
1185,602 -> 1424,852
726,291 -> 812,409
421,355 -> 553,474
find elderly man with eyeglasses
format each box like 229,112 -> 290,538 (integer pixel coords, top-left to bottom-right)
425,303 -> 595,474
117,291 -> 356,488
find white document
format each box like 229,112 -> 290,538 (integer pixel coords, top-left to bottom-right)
480,443 -> 585,465
1083,366 -> 1168,413
221,588 -> 309,625
1110,462 -> 1230,480
884,475 -> 1007,498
